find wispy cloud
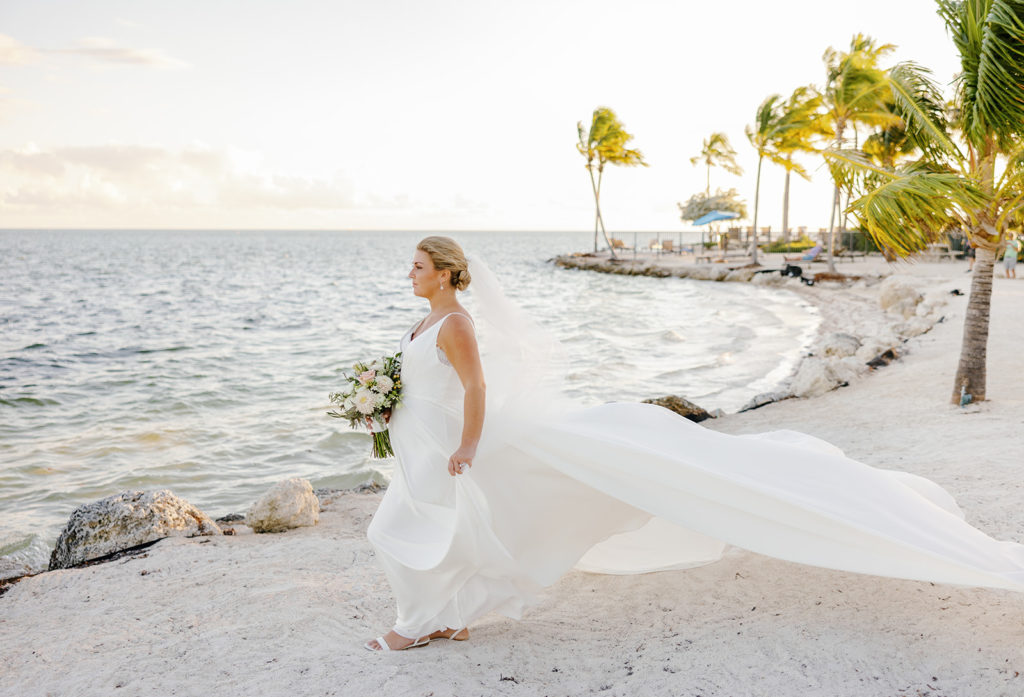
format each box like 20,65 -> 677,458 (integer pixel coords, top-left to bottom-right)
0,34 -> 39,66
48,37 -> 189,69
0,143 -> 356,220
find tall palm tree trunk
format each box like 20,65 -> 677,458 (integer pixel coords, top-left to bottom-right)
839,187 -> 851,257
781,168 -> 791,243
826,184 -> 840,273
587,166 -> 616,258
825,123 -> 846,273
952,149 -> 998,404
952,244 -> 995,403
596,167 -> 616,258
751,154 -> 763,265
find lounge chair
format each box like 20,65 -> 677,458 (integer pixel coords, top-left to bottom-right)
784,244 -> 822,263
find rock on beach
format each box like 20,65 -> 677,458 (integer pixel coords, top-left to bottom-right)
642,395 -> 713,422
48,489 -> 221,570
245,478 -> 320,533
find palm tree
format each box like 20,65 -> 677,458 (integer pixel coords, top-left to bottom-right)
774,87 -> 831,244
577,107 -> 648,257
690,132 -> 743,198
746,97 -> 785,265
826,0 -> 1024,404
820,34 -> 902,272
745,86 -> 829,262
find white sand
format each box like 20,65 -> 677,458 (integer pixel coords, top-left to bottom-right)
3,259 -> 1024,697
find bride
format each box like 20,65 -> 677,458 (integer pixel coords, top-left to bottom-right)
363,236 -> 1024,652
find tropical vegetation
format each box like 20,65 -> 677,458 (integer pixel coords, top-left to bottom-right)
824,0 -> 1024,403
577,107 -> 647,257
745,86 -> 830,263
677,188 -> 748,223
690,133 -> 743,198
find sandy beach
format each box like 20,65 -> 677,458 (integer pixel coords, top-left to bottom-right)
3,255 -> 1023,697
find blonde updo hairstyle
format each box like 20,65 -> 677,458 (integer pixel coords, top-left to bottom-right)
417,236 -> 472,291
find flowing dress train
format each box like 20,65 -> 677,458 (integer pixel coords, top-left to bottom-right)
366,312 -> 1024,639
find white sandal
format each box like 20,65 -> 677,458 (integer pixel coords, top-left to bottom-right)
363,634 -> 430,652
432,627 -> 469,641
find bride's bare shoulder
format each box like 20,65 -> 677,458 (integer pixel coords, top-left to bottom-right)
437,311 -> 477,345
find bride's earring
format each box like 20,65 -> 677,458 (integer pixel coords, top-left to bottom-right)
440,280 -> 444,290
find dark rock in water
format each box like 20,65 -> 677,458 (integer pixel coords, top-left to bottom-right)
643,395 -> 712,422
866,348 -> 899,369
738,390 -> 793,413
215,513 -> 245,524
49,490 -> 221,571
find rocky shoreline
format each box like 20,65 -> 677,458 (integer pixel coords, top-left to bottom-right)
553,251 -> 955,412
0,479 -> 385,596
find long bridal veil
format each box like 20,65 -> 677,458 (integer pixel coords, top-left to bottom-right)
456,252 -> 1024,592
464,252 -> 569,420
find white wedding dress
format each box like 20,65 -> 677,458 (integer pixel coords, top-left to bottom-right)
366,262 -> 1024,640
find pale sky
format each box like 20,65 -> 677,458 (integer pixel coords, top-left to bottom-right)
0,0 -> 962,232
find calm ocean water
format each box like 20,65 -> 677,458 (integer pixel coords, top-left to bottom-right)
0,229 -> 818,577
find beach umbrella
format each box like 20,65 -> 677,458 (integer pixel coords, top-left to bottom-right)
692,210 -> 740,256
692,210 -> 740,226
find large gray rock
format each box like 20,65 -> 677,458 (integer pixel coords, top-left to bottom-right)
855,336 -> 895,363
723,267 -> 757,283
738,390 -> 792,412
790,357 -> 839,398
642,395 -> 712,422
829,356 -> 867,385
246,478 -> 319,533
750,271 -> 788,287
892,316 -> 935,339
879,277 -> 923,318
821,332 -> 862,358
687,265 -> 730,281
49,490 -> 221,570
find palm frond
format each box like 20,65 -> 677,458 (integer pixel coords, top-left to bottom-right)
822,148 -> 890,194
848,169 -> 985,256
940,0 -> 1024,151
887,61 -> 962,161
693,132 -> 743,176
578,106 -> 647,171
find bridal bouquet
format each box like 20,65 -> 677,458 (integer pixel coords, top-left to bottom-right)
327,352 -> 402,459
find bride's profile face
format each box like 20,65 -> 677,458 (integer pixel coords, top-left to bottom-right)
409,249 -> 444,297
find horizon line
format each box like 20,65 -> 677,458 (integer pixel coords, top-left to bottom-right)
0,227 -> 705,234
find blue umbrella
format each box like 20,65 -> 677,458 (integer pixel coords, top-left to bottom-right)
692,210 -> 740,226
